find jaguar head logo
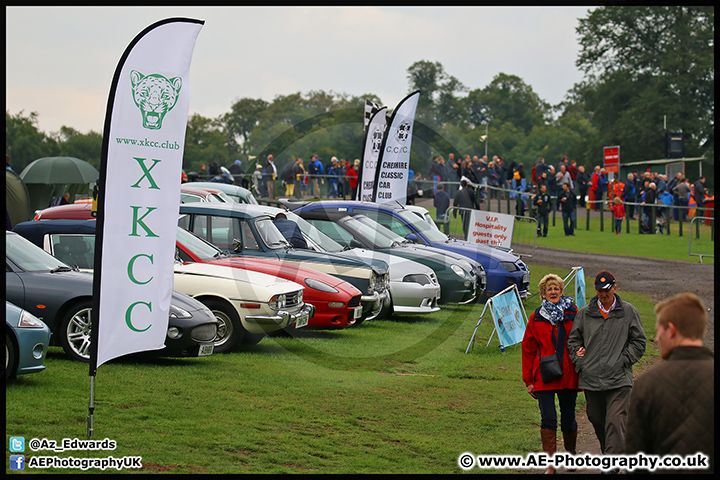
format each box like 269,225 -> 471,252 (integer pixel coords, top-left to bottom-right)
130,70 -> 182,130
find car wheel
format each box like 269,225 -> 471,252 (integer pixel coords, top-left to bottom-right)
376,294 -> 393,320
5,333 -> 17,379
59,301 -> 93,362
202,299 -> 245,353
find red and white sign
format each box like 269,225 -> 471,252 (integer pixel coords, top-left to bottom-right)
603,146 -> 620,173
467,210 -> 515,248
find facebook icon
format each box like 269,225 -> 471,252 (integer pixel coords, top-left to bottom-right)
10,454 -> 26,470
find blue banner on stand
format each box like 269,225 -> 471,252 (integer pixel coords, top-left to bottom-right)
575,268 -> 586,308
490,289 -> 526,349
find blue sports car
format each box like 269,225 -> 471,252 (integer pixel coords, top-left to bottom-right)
5,301 -> 52,379
282,200 -> 531,299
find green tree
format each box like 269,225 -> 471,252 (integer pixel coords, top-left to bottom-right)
5,110 -> 59,173
53,126 -> 103,169
221,97 -> 269,156
576,6 -> 714,159
183,113 -> 235,174
465,73 -> 551,135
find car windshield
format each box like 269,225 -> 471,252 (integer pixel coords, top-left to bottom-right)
176,227 -> 224,261
6,232 -> 72,272
255,218 -> 291,249
352,216 -> 410,247
343,216 -> 398,248
396,209 -> 450,242
284,212 -> 344,253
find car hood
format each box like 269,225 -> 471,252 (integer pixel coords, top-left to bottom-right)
272,247 -> 389,276
342,248 -> 435,282
432,239 -> 522,268
204,256 -> 360,294
174,262 -> 302,292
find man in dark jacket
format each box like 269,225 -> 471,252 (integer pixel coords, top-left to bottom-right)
568,271 -> 646,469
576,165 -> 590,207
273,212 -> 307,249
623,173 -> 636,219
433,183 -> 450,219
625,292 -> 713,474
694,176 -> 707,217
533,183 -> 551,237
557,183 -> 577,236
453,179 -> 479,238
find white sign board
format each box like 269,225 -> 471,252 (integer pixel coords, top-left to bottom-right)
467,210 -> 515,248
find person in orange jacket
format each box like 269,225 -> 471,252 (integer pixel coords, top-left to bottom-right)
608,176 -> 625,203
522,274 -> 580,473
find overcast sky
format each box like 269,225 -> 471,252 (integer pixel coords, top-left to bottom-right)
6,6 -> 592,135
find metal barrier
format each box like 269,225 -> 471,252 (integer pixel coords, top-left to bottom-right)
512,216 -> 539,259
689,217 -> 715,263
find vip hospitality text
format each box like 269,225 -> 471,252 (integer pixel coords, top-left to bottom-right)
457,452 -> 710,472
28,437 -> 117,452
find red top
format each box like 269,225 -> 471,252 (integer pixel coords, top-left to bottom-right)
347,167 -> 358,189
522,306 -> 581,392
612,203 -> 626,219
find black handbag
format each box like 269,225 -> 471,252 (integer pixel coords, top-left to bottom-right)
539,324 -> 564,383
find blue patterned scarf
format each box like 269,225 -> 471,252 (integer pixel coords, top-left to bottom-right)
540,295 -> 574,325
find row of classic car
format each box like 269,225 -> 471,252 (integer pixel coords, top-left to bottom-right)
8,181 -> 531,374
5,231 -> 219,365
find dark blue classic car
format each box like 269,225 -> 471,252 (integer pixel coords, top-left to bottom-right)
282,200 -> 531,299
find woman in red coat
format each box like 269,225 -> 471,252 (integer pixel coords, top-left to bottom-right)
522,274 -> 580,473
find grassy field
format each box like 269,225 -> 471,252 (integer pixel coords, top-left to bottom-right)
437,206 -> 714,263
6,259 -> 661,474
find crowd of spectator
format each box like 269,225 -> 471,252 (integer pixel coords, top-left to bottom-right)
182,154 -> 711,233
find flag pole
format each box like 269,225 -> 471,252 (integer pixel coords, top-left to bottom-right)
88,375 -> 95,439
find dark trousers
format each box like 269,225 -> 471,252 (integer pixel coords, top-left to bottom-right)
584,387 -> 632,455
536,389 -> 578,432
562,210 -> 574,235
536,212 -> 548,236
625,198 -> 635,219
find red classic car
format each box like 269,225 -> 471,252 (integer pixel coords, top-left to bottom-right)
175,227 -> 364,329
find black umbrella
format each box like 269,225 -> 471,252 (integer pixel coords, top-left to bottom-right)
20,156 -> 99,185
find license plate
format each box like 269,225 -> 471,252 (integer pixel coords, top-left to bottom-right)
352,306 -> 363,319
295,313 -> 309,328
198,344 -> 214,356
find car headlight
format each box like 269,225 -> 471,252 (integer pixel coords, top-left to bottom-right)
501,261 -> 519,272
458,259 -> 474,272
403,274 -> 431,285
169,304 -> 192,319
451,264 -> 467,277
191,323 -> 218,342
167,327 -> 181,339
18,310 -> 45,328
305,277 -> 339,294
270,294 -> 287,310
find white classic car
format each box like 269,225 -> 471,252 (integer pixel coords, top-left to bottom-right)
172,262 -> 314,352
